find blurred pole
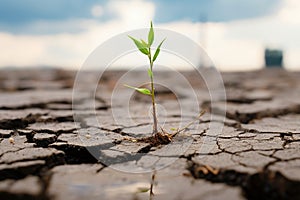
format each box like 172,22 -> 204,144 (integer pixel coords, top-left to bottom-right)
199,14 -> 207,68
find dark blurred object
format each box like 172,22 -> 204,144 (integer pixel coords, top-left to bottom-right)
264,48 -> 283,68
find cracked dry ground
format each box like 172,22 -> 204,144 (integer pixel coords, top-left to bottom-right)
0,68 -> 299,200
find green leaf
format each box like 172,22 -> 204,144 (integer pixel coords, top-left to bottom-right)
124,84 -> 151,95
153,38 -> 166,62
141,39 -> 148,47
147,68 -> 153,78
148,21 -> 154,46
136,187 -> 150,193
128,35 -> 149,55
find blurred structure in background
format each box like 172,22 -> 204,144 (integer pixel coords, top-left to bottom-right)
264,48 -> 284,68
199,14 -> 208,68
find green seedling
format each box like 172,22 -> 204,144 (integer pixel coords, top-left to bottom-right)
125,22 -> 205,147
126,21 -> 165,135
125,24 -> 205,200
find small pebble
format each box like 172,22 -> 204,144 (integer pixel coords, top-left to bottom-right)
85,134 -> 91,139
9,137 -> 15,144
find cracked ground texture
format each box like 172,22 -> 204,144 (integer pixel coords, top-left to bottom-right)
0,68 -> 299,200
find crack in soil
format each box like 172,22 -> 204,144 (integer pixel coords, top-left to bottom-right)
187,160 -> 300,200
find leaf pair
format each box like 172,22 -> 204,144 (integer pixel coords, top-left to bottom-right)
128,21 -> 165,62
128,36 -> 149,55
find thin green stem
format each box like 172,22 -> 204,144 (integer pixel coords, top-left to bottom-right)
148,49 -> 158,134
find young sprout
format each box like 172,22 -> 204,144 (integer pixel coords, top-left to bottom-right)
126,21 -> 166,135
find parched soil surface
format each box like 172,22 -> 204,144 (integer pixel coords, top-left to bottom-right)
0,68 -> 299,200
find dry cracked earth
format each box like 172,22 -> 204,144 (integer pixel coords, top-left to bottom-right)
0,68 -> 299,200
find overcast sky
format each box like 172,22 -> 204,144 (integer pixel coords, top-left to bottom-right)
0,0 -> 299,70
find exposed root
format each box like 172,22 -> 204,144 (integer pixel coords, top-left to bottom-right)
124,110 -> 206,147
136,130 -> 173,146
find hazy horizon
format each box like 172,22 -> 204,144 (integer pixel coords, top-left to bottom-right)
0,0 -> 299,71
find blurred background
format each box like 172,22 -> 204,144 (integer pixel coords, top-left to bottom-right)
0,0 -> 299,71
